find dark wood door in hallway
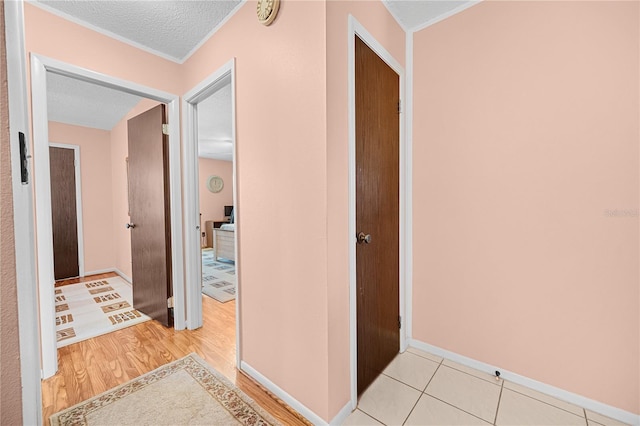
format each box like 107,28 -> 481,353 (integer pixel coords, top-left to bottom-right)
127,104 -> 172,327
49,146 -> 79,280
355,35 -> 401,396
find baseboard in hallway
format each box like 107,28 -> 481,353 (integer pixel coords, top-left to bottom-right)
408,339 -> 640,426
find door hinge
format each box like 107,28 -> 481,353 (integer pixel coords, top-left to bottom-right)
167,296 -> 174,308
397,100 -> 402,114
162,124 -> 169,135
399,315 -> 402,329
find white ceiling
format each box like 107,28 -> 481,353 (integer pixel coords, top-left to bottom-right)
34,0 -> 245,63
383,0 -> 480,31
40,0 -> 479,158
197,80 -> 233,161
47,72 -> 142,130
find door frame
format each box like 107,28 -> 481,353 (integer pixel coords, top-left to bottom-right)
31,53 -> 185,378
4,1 -> 42,424
182,59 -> 241,367
348,16 -> 410,407
48,143 -> 85,279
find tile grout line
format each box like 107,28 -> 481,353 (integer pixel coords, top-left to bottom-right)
420,362 -> 494,425
355,408 -> 386,426
381,372 -> 428,393
401,363 -> 443,426
423,393 -> 494,425
493,378 -> 504,425
504,384 -> 589,419
406,349 -> 444,365
437,363 -> 504,388
583,408 -> 588,426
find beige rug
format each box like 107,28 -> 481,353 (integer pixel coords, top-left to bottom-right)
50,353 -> 281,426
55,277 -> 150,347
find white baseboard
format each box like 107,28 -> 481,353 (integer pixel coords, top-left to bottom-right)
331,400 -> 355,425
84,268 -> 132,284
240,361 -> 328,425
409,339 -> 640,426
112,268 -> 132,284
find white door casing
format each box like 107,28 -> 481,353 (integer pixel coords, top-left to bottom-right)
30,54 -> 185,378
182,59 -> 240,367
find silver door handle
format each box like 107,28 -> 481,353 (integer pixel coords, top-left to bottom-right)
126,223 -> 135,229
357,232 -> 371,244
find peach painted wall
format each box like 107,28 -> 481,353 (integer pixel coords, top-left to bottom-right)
198,158 -> 233,225
23,3 -> 182,96
412,1 -> 639,415
325,1 -> 406,417
48,122 -> 115,273
109,99 -> 161,280
0,1 -> 23,421
182,1 -> 331,418
23,3 -> 179,281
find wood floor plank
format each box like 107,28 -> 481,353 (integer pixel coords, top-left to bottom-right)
42,274 -> 309,426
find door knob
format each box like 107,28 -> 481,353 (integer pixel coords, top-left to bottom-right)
357,232 -> 371,244
126,223 -> 136,229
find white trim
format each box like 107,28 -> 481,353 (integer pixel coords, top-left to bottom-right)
240,361 -> 326,425
48,142 -> 85,278
30,53 -> 58,379
112,268 -> 132,284
410,1 -> 481,33
30,54 -> 185,378
347,15 -> 408,407
28,2 -> 184,64
380,1 -> 410,33
4,1 -> 42,424
28,1 -> 246,65
182,59 -> 240,367
180,2 -> 246,64
409,339 -> 640,426
404,30 -> 414,343
347,15 -> 357,408
331,401 -> 354,426
83,267 -> 133,284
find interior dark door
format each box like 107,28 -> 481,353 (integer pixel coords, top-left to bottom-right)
355,36 -> 400,396
127,104 -> 172,327
49,146 -> 79,280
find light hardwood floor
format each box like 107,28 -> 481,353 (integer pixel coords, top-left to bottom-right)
43,272 -> 309,425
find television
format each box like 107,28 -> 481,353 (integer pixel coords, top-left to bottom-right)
224,205 -> 233,217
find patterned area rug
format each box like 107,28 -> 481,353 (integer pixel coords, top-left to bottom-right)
50,353 -> 280,426
55,276 -> 150,347
202,248 -> 236,303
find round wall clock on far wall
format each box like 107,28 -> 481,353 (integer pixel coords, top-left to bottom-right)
257,0 -> 280,26
207,175 -> 224,193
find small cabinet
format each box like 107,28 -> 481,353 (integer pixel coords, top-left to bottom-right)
205,220 -> 230,247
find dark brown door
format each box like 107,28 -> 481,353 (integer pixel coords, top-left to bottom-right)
355,35 -> 400,396
127,104 -> 172,327
49,146 -> 79,280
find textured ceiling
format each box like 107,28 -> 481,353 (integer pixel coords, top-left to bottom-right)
383,0 -> 479,31
34,0 -> 244,63
41,0 -> 477,147
197,81 -> 233,161
47,72 -> 142,131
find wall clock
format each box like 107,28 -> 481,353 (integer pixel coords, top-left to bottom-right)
257,0 -> 280,26
207,175 -> 224,193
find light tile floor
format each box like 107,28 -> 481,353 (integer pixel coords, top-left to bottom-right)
343,347 -> 630,426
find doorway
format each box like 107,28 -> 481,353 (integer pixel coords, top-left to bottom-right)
355,34 -> 401,395
48,144 -> 83,280
30,54 -> 185,378
348,17 -> 409,406
183,60 -> 240,366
